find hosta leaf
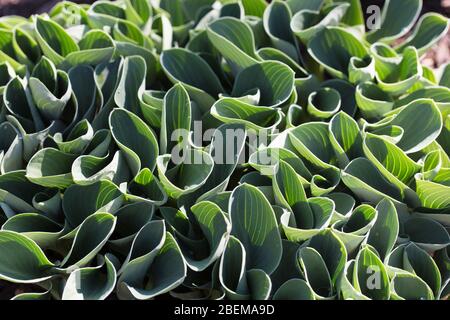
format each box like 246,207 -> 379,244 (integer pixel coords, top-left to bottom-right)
12,27 -> 40,70
26,148 -> 77,189
329,111 -> 363,167
332,205 -> 377,254
114,55 -> 146,115
179,123 -> 247,206
0,28 -> 26,74
355,82 -> 394,119
0,230 -> 55,283
353,245 -> 390,300
241,0 -> 267,17
53,119 -> 94,155
388,243 -> 441,297
308,27 -> 368,79
366,0 -> 422,44
0,121 -> 23,173
403,217 -> 450,252
0,170 -> 43,213
375,46 -> 422,95
206,17 -> 259,72
160,83 -> 191,155
182,201 -> 231,271
62,254 -> 117,300
342,158 -> 403,206
289,122 -> 338,169
390,273 -> 434,300
229,183 -> 282,274
396,13 -> 450,55
386,99 -> 443,154
280,197 -> 334,242
257,47 -> 308,77
307,88 -> 341,120
366,199 -> 399,261
273,278 -> 315,300
363,133 -> 421,206
71,151 -> 130,186
263,1 -> 298,61
286,0 -> 324,14
61,212 -> 116,270
339,260 -> 370,300
219,235 -> 250,299
1,213 -> 64,249
62,29 -> 115,69
34,16 -> 79,66
211,98 -> 283,131
231,60 -> 295,107
117,222 -> 187,300
348,56 -> 376,84
157,149 -> 214,199
4,77 -> 44,133
290,2 -> 350,43
114,41 -> 157,86
298,230 -> 347,297
416,178 -> 450,210
12,284 -> 52,300
394,86 -> 450,118
298,246 -> 333,298
126,168 -> 167,207
62,180 -> 123,229
109,108 -> 159,176
160,48 -> 224,112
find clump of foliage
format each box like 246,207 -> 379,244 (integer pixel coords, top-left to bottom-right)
0,0 -> 449,300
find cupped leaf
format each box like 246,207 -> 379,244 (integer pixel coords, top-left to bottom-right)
366,199 -> 399,261
26,148 -> 77,189
1,213 -> 64,249
342,158 -> 403,206
390,273 -> 434,300
329,111 -> 363,167
353,245 -> 390,300
211,97 -> 283,131
157,148 -> 214,199
0,230 -> 55,283
396,13 -> 450,55
308,27 -> 368,79
273,278 -> 315,300
62,180 -> 123,229
363,133 -> 421,206
160,48 -> 224,112
355,82 -> 394,119
403,217 -> 450,252
230,183 -> 282,274
290,2 -> 350,43
109,108 -> 159,176
366,0 -> 422,44
307,88 -> 341,119
206,17 -> 259,72
332,205 -> 377,254
160,83 -> 191,155
375,46 -> 422,95
61,212 -> 116,270
117,222 -> 187,300
231,60 -> 295,108
34,16 -> 79,66
263,1 -> 298,61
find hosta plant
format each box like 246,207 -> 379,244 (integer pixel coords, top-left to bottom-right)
0,0 -> 449,301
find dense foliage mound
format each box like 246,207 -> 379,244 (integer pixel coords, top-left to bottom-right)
0,0 -> 449,300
